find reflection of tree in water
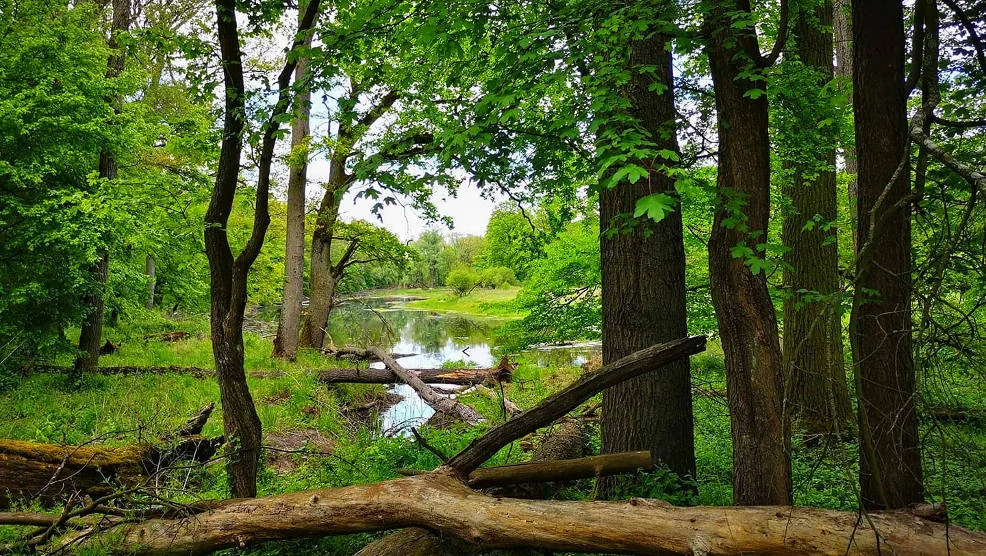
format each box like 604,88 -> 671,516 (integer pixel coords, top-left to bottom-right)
326,300 -> 504,354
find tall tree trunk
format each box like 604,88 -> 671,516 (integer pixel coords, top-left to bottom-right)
704,0 -> 791,505
298,162 -> 344,350
207,0 -> 321,497
599,4 -> 695,492
145,255 -> 155,310
850,0 -> 923,510
272,2 -> 313,360
781,0 -> 853,437
833,0 -> 857,202
73,0 -> 132,379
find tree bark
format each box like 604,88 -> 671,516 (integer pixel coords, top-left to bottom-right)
704,0 -> 791,505
94,473 -> 986,555
74,0 -> 131,380
599,0 -> 695,494
467,451 -> 650,489
850,0 -> 923,510
298,174 -> 342,349
272,0 -> 313,360
206,0 -> 321,497
782,0 -> 853,437
319,357 -> 514,385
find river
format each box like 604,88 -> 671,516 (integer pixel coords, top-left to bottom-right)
323,295 -> 600,435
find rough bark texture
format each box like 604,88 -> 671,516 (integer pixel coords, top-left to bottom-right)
298,176 -> 342,350
98,473 -> 986,555
468,451 -> 650,489
704,0 -> 791,505
206,0 -> 320,497
74,0 -> 131,378
272,3 -> 312,360
782,0 -> 853,437
599,1 -> 695,493
850,0 -> 923,509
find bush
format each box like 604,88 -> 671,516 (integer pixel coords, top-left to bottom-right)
479,266 -> 518,289
446,267 -> 480,296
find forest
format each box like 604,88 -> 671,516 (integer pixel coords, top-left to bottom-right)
1,0 -> 986,553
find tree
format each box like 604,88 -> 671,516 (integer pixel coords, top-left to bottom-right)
849,0 -> 922,509
776,0 -> 853,436
703,0 -> 791,505
478,206 -> 544,281
597,0 -> 696,488
272,1 -> 314,360
205,0 -> 321,497
73,0 -> 132,380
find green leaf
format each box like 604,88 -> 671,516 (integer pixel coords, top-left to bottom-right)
633,193 -> 677,222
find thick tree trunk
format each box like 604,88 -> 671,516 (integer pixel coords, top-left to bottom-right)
272,1 -> 313,360
704,0 -> 791,505
298,177 -> 342,349
850,0 -> 922,510
145,255 -> 155,310
782,0 -> 853,437
74,0 -> 131,380
599,1 -> 695,493
95,473 -> 986,555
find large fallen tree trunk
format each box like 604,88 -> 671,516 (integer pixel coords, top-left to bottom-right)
365,347 -> 485,425
0,405 -> 221,508
92,472 -> 986,555
467,451 -> 651,488
319,356 -> 514,386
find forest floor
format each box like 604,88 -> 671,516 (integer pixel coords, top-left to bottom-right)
2,289 -> 986,554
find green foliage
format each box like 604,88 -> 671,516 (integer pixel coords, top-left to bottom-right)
479,267 -> 518,289
446,267 -> 480,296
477,206 -> 546,281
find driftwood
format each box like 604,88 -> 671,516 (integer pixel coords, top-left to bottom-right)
0,404 -> 221,508
320,356 -> 515,386
86,473 -> 986,555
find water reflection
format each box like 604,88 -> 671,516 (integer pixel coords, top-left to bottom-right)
323,296 -> 600,435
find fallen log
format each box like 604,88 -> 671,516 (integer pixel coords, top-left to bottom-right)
320,360 -> 513,386
445,336 -> 708,475
366,347 -> 485,426
320,347 -> 417,361
89,473 -> 986,555
0,405 -> 221,508
468,451 -> 651,489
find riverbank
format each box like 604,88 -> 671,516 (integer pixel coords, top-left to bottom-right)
352,286 -> 526,319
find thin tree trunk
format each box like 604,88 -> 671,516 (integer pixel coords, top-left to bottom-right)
145,255 -> 155,310
850,0 -> 922,510
782,0 -> 853,437
599,1 -> 695,493
272,0 -> 312,360
834,0 -> 857,200
704,0 -> 791,505
206,0 -> 321,497
73,0 -> 131,380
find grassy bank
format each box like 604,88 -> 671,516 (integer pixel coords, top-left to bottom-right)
364,286 -> 525,318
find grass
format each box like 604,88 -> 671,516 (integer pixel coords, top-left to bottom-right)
401,286 -> 525,318
3,307 -> 986,553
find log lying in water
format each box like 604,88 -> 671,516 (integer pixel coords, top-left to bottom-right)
93,472 -> 986,555
320,356 -> 514,386
354,347 -> 485,426
0,404 -> 222,508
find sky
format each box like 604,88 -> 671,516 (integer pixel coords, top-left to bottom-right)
304,157 -> 504,242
